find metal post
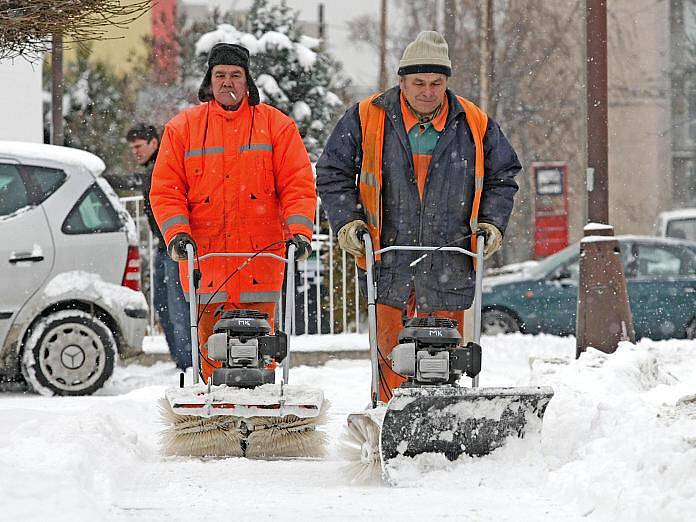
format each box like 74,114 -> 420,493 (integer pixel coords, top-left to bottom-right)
354,262 -> 360,333
329,227 -> 335,334
186,244 -> 199,385
378,0 -> 388,90
283,244 -> 296,383
363,234 -> 380,407
315,205 -> 321,335
472,236 -> 484,388
586,0 -> 609,224
51,31 -> 63,145
342,250 -> 347,332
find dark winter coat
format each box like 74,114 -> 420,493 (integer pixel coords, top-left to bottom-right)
316,86 -> 522,312
141,149 -> 166,251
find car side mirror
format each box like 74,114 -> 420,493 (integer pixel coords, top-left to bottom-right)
550,267 -> 573,284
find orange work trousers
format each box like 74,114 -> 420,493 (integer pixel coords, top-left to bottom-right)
196,301 -> 276,383
376,292 -> 464,402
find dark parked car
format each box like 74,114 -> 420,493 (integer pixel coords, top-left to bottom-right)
482,235 -> 696,340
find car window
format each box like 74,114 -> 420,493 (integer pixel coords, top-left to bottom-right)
0,163 -> 29,216
666,219 -> 696,242
24,165 -> 66,205
62,182 -> 122,234
624,243 -> 694,277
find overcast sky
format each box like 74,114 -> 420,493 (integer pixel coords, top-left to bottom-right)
183,0 -> 381,89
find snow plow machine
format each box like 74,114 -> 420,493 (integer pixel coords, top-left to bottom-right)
161,243 -> 328,459
341,234 -> 554,484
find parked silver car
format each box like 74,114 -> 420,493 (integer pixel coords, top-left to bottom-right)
0,141 -> 147,395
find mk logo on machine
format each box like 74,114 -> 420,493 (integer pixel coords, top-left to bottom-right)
428,329 -> 444,337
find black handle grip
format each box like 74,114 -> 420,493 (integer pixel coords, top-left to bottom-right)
9,256 -> 44,264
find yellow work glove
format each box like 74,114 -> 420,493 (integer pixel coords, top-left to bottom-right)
337,219 -> 368,257
478,223 -> 502,259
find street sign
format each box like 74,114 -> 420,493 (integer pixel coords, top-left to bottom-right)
532,162 -> 569,258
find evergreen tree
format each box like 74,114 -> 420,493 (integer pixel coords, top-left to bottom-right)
43,44 -> 136,176
197,0 -> 348,161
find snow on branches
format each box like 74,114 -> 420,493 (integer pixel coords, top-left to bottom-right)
196,0 -> 346,160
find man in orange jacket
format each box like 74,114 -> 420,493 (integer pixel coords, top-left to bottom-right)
150,43 -> 316,381
316,31 -> 521,402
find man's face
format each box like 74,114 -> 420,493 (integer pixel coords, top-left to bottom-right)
211,64 -> 247,108
128,138 -> 158,166
400,73 -> 448,114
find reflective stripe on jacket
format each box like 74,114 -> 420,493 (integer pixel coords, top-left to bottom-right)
150,98 -> 316,303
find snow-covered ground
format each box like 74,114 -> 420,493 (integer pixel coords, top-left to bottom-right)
1,333 -> 695,521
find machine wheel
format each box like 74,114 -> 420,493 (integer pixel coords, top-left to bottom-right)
481,309 -> 521,335
21,310 -> 116,396
687,318 -> 696,340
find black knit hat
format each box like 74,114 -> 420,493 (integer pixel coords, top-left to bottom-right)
198,43 -> 260,105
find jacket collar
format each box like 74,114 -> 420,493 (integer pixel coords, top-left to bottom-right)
373,86 -> 465,127
208,97 -> 252,120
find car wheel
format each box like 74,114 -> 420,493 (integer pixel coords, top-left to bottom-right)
687,318 -> 696,340
21,310 -> 116,396
481,309 -> 521,335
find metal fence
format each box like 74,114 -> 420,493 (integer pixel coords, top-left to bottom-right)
119,195 -> 364,336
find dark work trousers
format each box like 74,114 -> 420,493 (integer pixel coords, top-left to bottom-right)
153,248 -> 192,369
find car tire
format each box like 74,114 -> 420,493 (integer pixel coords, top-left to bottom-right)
21,310 -> 116,396
481,309 -> 521,335
687,318 -> 696,340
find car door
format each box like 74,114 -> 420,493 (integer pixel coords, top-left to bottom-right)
0,161 -> 56,345
535,255 -> 580,335
623,240 -> 696,339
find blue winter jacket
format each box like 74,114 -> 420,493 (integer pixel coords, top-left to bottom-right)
316,86 -> 522,311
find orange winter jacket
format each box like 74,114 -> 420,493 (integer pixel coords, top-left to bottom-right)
150,98 -> 316,305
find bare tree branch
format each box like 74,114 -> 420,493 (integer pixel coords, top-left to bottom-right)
0,0 -> 150,60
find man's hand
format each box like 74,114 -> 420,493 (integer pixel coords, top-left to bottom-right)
168,233 -> 196,262
287,234 -> 312,261
338,220 -> 369,257
478,223 -> 502,259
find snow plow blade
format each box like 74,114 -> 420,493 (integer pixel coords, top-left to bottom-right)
380,385 -> 554,464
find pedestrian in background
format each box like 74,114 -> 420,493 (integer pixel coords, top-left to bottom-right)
127,124 -> 191,370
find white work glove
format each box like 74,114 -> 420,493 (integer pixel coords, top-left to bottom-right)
337,219 -> 368,257
478,223 -> 502,259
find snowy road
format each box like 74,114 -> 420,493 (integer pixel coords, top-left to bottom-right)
1,334 -> 695,521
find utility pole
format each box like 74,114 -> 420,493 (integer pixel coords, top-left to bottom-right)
318,3 -> 325,47
443,0 -> 457,74
576,0 -> 634,358
51,31 -> 63,145
479,0 -> 494,113
379,0 -> 388,91
586,0 -> 609,223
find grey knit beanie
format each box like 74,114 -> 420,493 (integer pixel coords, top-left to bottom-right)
398,31 -> 451,77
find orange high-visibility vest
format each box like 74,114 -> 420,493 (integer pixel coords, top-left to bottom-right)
356,93 -> 488,269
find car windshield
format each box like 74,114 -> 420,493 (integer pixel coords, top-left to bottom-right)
528,243 -> 580,277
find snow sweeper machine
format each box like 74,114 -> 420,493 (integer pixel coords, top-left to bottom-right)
160,243 -> 328,459
341,232 -> 555,483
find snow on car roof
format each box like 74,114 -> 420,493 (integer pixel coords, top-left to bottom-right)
0,141 -> 105,176
657,208 -> 696,220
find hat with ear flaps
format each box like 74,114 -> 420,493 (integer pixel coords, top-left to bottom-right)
198,43 -> 260,105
